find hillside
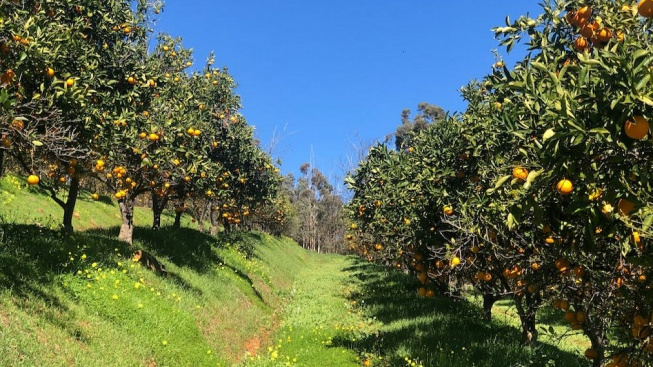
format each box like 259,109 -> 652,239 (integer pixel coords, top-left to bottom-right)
0,175 -> 589,367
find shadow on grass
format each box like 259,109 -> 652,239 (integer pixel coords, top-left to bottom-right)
331,258 -> 585,367
84,226 -> 266,302
0,223 -> 266,321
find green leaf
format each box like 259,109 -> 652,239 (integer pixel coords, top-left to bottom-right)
543,128 -> 555,141
494,175 -> 512,189
507,212 -> 515,231
32,141 -> 43,147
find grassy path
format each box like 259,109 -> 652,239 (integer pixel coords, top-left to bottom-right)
244,253 -> 369,366
247,254 -> 589,367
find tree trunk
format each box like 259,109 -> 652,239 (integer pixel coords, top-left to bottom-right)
173,210 -> 182,229
0,149 -> 5,177
482,293 -> 496,321
62,176 -> 80,235
118,198 -> 135,245
151,191 -> 168,231
585,316 -> 606,367
515,292 -> 540,347
209,205 -> 219,235
222,218 -> 232,233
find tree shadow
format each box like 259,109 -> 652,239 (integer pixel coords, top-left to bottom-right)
331,258 -> 585,367
0,223 -> 132,343
121,226 -> 266,303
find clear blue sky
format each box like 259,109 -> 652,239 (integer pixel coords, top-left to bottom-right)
154,1 -> 542,190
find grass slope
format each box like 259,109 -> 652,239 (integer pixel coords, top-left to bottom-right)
0,175 -> 591,366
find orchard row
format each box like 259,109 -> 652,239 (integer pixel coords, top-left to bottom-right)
0,0 -> 284,243
346,1 -> 653,366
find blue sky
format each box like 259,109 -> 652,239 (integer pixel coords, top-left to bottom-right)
154,1 -> 542,189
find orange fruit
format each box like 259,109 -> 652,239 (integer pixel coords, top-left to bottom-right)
425,289 -> 434,298
580,24 -> 595,39
417,272 -> 427,283
91,193 -> 99,200
559,299 -> 570,311
584,348 -> 598,359
633,231 -> 641,244
624,115 -> 649,139
148,133 -> 160,141
46,67 -> 55,77
128,76 -> 136,85
545,237 -> 555,244
1,69 -> 15,84
512,166 -> 529,180
27,175 -> 39,185
617,198 -> 635,216
574,37 -> 589,51
192,129 -> 201,136
417,287 -> 426,297
639,0 -> 653,17
577,6 -> 592,18
443,206 -> 454,216
138,132 -> 147,139
65,78 -> 75,87
1,138 -> 10,147
187,127 -> 195,135
450,256 -> 461,267
148,79 -> 155,87
597,28 -> 612,42
556,179 -> 573,195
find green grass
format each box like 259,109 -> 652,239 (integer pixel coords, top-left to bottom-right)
0,174 -> 593,366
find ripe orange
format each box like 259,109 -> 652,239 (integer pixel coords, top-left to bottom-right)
138,132 -> 147,139
639,0 -> 653,17
450,256 -> 461,267
128,76 -> 136,85
577,6 -> 592,18
545,237 -> 555,244
512,166 -> 529,180
91,193 -> 99,200
66,78 -> 75,87
417,272 -> 427,283
425,289 -> 434,298
192,129 -> 201,137
559,299 -> 570,311
624,115 -> 649,139
584,348 -> 598,360
574,37 -> 589,51
148,79 -> 155,88
46,67 -> 55,77
580,24 -> 595,39
27,175 -> 39,185
1,138 -> 10,147
617,198 -> 635,216
597,28 -> 612,42
556,179 -> 573,195
417,287 -> 426,297
187,127 -> 195,135
443,206 -> 454,216
633,231 -> 641,244
1,69 -> 15,85
148,133 -> 160,141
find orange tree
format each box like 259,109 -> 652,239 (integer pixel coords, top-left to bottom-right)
203,113 -> 282,233
486,0 -> 653,364
346,1 -> 653,363
0,0 -> 152,233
